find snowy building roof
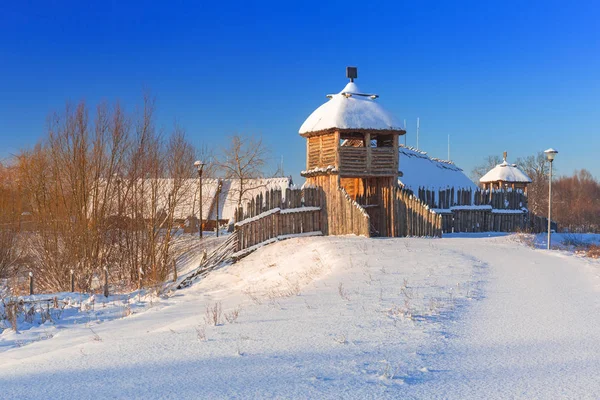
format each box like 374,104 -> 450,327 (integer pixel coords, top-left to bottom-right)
98,177 -> 292,222
398,146 -> 478,192
299,82 -> 402,134
480,160 -> 532,184
177,177 -> 292,221
211,178 -> 292,221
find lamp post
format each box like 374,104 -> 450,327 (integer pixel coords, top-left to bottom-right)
215,179 -> 223,237
544,148 -> 558,250
194,161 -> 205,238
115,175 -> 122,275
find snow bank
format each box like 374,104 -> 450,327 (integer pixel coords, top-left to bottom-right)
0,236 -> 483,398
3,235 -> 599,398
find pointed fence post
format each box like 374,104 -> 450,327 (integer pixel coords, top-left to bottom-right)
28,272 -> 34,295
173,259 -> 177,282
138,267 -> 144,302
103,266 -> 109,298
70,269 -> 75,292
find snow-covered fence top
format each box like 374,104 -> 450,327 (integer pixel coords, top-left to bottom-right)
416,187 -> 527,211
234,187 -> 321,222
232,187 -> 323,258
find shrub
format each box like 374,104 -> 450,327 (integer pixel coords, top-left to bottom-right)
587,245 -> 600,259
224,306 -> 241,324
204,302 -> 222,326
195,325 -> 207,341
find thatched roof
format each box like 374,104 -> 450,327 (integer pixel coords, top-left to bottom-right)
480,160 -> 532,184
398,146 -> 478,191
96,177 -> 292,222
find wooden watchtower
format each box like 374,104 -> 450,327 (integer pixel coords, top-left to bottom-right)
300,67 -> 406,236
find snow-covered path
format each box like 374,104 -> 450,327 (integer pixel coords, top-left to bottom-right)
1,235 -> 599,399
412,237 -> 600,399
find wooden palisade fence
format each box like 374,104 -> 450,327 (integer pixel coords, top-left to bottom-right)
233,187 -> 324,257
325,186 -> 370,237
391,187 -> 442,238
417,187 -> 528,210
415,187 -> 552,234
232,183 -> 443,258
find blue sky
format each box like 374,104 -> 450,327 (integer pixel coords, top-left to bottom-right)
1,1 -> 599,182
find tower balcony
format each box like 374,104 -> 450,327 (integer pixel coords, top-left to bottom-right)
302,130 -> 401,178
338,146 -> 396,176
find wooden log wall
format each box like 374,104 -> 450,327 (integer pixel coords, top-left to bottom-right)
234,176 -> 371,253
338,147 -> 397,176
353,177 -> 393,236
235,207 -> 322,252
339,177 -> 364,200
232,178 -> 551,250
307,136 -> 320,170
370,148 -> 396,174
339,147 -> 367,175
321,134 -> 337,166
528,213 -> 557,234
233,186 -> 324,253
441,213 -> 453,233
416,187 -> 528,210
307,133 -> 337,170
440,211 -> 534,234
391,187 -> 442,238
234,187 -> 321,222
305,174 -> 370,237
450,210 -> 492,233
486,190 -> 527,210
411,187 -> 533,234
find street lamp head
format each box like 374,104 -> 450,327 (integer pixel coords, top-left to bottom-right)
194,160 -> 205,173
544,148 -> 558,162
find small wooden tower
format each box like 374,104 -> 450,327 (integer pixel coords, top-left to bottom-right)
300,67 -> 406,236
479,152 -> 532,193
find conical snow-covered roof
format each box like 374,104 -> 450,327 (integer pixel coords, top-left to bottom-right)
480,160 -> 532,184
299,82 -> 401,135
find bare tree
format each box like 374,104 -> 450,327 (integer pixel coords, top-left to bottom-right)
217,135 -> 270,214
0,162 -> 23,279
470,155 -> 503,184
515,152 -> 550,216
13,94 -> 201,293
552,170 -> 600,232
155,126 -> 195,282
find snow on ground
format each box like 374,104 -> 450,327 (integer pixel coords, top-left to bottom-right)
1,234 -> 600,399
0,233 -> 225,351
411,233 -> 600,399
0,292 -> 155,352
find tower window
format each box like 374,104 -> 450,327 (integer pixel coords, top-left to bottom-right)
371,134 -> 393,147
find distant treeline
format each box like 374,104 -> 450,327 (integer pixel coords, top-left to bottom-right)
552,170 -> 600,233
